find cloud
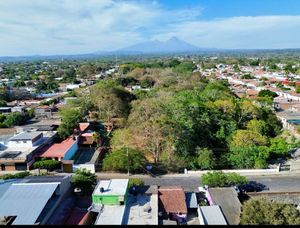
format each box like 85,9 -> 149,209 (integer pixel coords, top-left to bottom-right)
152,15 -> 300,49
0,0 -> 299,56
0,0 -> 162,55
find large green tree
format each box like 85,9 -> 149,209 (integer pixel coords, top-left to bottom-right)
241,198 -> 300,225
102,147 -> 146,173
57,107 -> 83,139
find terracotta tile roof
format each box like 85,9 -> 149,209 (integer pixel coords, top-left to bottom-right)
79,123 -> 90,132
39,137 -> 77,158
158,186 -> 187,214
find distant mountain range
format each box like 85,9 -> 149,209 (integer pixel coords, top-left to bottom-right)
1,37 -> 300,62
96,36 -> 207,55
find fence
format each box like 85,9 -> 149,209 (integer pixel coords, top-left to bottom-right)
185,166 -> 280,175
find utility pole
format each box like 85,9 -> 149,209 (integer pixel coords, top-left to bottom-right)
126,146 -> 130,176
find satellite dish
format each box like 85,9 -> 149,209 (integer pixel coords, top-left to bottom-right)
100,187 -> 104,193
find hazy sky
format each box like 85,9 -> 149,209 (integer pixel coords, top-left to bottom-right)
1,0 -> 300,56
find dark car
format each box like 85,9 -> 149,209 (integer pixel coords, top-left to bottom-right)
238,181 -> 269,193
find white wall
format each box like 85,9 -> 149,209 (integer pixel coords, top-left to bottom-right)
73,164 -> 95,173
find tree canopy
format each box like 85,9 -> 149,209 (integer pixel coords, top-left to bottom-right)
241,198 -> 300,225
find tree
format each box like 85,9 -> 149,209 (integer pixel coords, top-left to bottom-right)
195,147 -> 216,170
128,178 -> 144,189
90,81 -> 132,124
230,130 -> 268,148
296,85 -> 300,94
228,146 -> 269,169
63,67 -> 77,83
258,90 -> 278,98
201,171 -> 248,187
268,137 -> 291,159
240,198 -> 300,225
57,107 -> 82,139
102,147 -> 146,173
71,168 -> 97,194
2,112 -> 25,127
33,159 -> 61,173
246,119 -> 268,135
92,132 -> 101,147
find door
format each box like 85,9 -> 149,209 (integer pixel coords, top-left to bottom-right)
1,164 -> 5,171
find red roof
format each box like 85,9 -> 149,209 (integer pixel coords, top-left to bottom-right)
39,137 -> 77,158
158,186 -> 187,214
79,123 -> 90,132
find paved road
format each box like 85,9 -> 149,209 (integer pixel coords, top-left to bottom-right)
140,175 -> 300,193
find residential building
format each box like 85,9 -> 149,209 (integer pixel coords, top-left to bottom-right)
0,176 -> 70,225
198,205 -> 227,225
37,136 -> 79,161
158,186 -> 188,224
206,187 -> 241,225
90,179 -> 129,225
34,105 -> 55,119
0,131 -> 57,171
123,185 -> 159,225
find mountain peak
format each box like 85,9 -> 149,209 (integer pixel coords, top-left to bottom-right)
109,37 -> 200,54
167,36 -> 180,42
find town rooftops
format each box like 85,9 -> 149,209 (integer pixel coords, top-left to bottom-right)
0,182 -> 60,225
208,187 -> 241,225
158,186 -> 188,214
9,132 -> 42,141
93,179 -> 129,196
199,205 -> 227,225
38,137 -> 77,158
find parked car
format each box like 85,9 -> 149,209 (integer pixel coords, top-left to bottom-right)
238,181 -> 269,193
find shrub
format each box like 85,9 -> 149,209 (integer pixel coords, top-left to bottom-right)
0,171 -> 30,180
201,171 -> 248,187
128,178 -> 144,189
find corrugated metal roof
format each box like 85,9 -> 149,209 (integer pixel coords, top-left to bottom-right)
9,132 -> 42,141
0,182 -> 59,225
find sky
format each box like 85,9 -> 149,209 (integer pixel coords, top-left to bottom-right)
1,0 -> 300,56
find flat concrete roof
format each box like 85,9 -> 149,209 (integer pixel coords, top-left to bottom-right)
199,206 -> 227,225
95,205 -> 126,225
123,194 -> 158,225
208,187 -> 241,225
93,179 -> 129,196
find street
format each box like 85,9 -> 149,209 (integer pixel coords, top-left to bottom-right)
95,172 -> 300,193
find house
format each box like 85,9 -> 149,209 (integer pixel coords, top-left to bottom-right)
0,107 -> 12,114
92,179 -> 129,206
0,131 -> 57,171
78,123 -> 101,146
206,187 -> 242,225
34,105 -> 55,119
158,186 -> 188,223
11,106 -> 26,115
37,136 -> 79,161
90,179 -> 129,225
123,185 -> 158,225
0,176 -> 71,225
198,205 -> 227,225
